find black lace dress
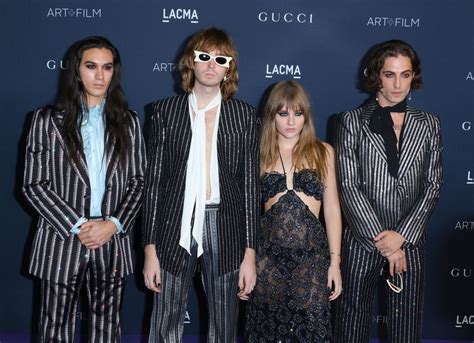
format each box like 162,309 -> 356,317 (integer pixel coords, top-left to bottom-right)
246,168 -> 331,342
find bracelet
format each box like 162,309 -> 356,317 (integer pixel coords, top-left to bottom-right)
330,252 -> 341,257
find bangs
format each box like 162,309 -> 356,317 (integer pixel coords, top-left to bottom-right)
283,99 -> 304,112
194,37 -> 236,58
270,84 -> 310,115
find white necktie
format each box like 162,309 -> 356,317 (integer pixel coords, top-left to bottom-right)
179,91 -> 222,256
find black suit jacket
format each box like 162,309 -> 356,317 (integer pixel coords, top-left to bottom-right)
23,106 -> 146,283
142,95 -> 259,276
335,101 -> 443,251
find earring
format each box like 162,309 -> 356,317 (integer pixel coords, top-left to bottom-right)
408,92 -> 412,101
223,74 -> 228,82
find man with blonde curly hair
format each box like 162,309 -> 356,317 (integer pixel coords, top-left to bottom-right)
142,27 -> 259,342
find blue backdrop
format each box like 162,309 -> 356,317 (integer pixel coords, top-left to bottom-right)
1,0 -> 473,341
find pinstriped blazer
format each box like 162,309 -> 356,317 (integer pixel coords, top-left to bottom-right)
142,94 -> 259,276
335,101 -> 443,251
23,106 -> 146,283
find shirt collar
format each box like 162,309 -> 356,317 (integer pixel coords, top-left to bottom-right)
88,101 -> 104,119
82,99 -> 105,124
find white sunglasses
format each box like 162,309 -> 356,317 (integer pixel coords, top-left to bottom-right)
194,50 -> 233,68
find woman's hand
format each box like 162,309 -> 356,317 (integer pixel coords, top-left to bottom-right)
327,264 -> 343,301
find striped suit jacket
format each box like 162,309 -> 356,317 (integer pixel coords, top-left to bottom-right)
142,94 -> 259,276
23,106 -> 146,283
335,101 -> 443,251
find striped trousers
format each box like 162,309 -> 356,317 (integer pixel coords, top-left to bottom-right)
148,205 -> 240,343
39,256 -> 126,342
334,230 -> 425,343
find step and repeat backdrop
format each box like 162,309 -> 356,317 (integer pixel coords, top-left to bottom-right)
1,0 -> 473,341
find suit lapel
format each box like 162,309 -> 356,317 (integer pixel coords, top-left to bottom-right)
50,111 -> 90,188
181,95 -> 193,159
217,100 -> 226,149
398,107 -> 427,180
104,130 -> 120,185
217,99 -> 232,169
360,102 -> 388,162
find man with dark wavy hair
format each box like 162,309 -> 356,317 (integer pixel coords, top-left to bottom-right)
142,27 -> 259,342
23,36 -> 146,342
334,40 -> 443,342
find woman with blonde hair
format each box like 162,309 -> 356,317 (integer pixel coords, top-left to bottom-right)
246,80 -> 342,342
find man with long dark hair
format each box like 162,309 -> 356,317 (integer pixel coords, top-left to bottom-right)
23,36 -> 146,342
142,27 -> 259,342
334,40 -> 443,342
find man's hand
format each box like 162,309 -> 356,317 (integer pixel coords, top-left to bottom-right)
374,230 -> 405,257
78,219 -> 116,249
386,249 -> 407,276
143,245 -> 161,293
237,248 -> 256,301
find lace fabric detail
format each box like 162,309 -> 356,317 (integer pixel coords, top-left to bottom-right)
246,174 -> 331,342
293,169 -> 324,200
261,169 -> 324,203
261,172 -> 286,203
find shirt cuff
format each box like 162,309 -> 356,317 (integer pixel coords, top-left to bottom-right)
107,216 -> 123,234
70,217 -> 87,235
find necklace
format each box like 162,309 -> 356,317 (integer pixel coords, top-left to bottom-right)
393,124 -> 403,131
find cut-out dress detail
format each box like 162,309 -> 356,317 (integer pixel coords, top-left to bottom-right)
246,168 -> 331,342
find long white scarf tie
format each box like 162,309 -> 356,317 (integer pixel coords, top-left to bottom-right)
179,91 -> 221,256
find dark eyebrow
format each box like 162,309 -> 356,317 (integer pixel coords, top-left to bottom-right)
83,61 -> 113,67
382,69 -> 412,73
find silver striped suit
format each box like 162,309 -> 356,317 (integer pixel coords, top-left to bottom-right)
142,95 -> 259,342
23,106 -> 146,342
333,101 -> 443,343
142,95 -> 259,275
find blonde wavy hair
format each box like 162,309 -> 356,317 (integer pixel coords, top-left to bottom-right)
260,80 -> 327,180
178,27 -> 238,100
